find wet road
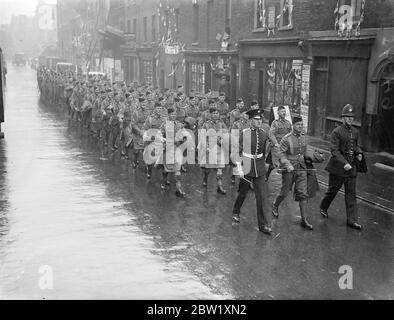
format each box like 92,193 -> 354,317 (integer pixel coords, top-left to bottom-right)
0,66 -> 393,300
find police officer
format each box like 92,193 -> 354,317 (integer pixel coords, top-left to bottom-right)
320,104 -> 363,230
272,116 -> 315,230
232,109 -> 272,235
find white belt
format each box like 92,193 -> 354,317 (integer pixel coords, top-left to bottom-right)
243,152 -> 264,159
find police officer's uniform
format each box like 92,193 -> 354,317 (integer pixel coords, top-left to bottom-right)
320,104 -> 363,230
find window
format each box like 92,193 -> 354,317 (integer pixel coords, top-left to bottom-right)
133,18 -> 137,34
279,0 -> 293,30
175,8 -> 179,40
254,0 -> 266,30
225,0 -> 231,33
143,17 -> 148,42
191,62 -> 205,93
192,3 -> 199,44
143,60 -> 153,85
264,58 -> 302,116
127,20 -> 131,33
151,15 -> 156,42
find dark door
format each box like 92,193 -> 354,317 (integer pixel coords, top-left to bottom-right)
311,57 -> 328,138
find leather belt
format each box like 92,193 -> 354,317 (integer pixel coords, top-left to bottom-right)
243,152 -> 264,159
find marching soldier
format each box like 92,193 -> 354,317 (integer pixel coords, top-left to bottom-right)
230,109 -> 249,184
266,105 -> 292,181
229,98 -> 245,128
159,108 -> 186,197
143,102 -> 167,179
199,106 -> 228,194
272,116 -> 324,230
216,92 -> 230,126
232,109 -> 272,235
320,104 -> 364,230
130,97 -> 150,169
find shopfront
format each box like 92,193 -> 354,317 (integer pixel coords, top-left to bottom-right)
184,50 -> 238,106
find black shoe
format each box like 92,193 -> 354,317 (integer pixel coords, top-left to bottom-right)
320,208 -> 328,218
217,186 -> 227,195
347,222 -> 362,230
272,205 -> 279,218
232,213 -> 240,223
258,225 -> 272,235
175,189 -> 186,198
301,219 -> 313,230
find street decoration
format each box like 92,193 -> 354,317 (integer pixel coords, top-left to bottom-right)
257,0 -> 293,36
334,0 -> 366,37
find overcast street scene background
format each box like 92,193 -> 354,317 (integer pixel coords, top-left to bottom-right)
0,0 -> 393,300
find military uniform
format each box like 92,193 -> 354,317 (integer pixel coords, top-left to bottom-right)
232,109 -> 272,234
266,117 -> 292,179
320,104 -> 363,228
216,100 -> 230,126
272,116 -> 323,230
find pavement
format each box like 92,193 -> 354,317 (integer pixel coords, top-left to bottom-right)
0,65 -> 393,300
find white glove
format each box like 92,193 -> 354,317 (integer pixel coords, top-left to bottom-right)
344,163 -> 352,171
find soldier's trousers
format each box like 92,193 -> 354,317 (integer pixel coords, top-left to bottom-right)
320,174 -> 358,224
233,175 -> 271,228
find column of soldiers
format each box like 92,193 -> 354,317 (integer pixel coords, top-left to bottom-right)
37,66 -> 365,235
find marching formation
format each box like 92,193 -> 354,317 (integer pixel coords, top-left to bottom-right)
37,67 -> 365,235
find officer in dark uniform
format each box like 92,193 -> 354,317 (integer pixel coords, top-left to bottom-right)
232,109 -> 272,235
320,104 -> 363,230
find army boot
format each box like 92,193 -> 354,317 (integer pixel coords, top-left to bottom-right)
300,200 -> 313,230
175,179 -> 186,198
161,172 -> 170,189
216,175 -> 227,195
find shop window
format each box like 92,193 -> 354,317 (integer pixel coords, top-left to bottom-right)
143,60 -> 153,85
265,58 -> 302,115
191,62 -> 205,94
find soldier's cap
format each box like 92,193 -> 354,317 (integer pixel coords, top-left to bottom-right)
292,115 -> 303,124
114,92 -> 119,96
237,98 -> 244,103
246,109 -> 263,120
177,85 -> 183,89
189,95 -> 195,99
174,97 -> 181,102
125,93 -> 131,98
158,97 -> 165,102
251,100 -> 258,106
177,92 -> 183,97
341,104 -> 355,117
167,107 -> 175,114
278,105 -> 286,111
219,92 -> 225,97
100,90 -> 106,94
139,97 -> 146,102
